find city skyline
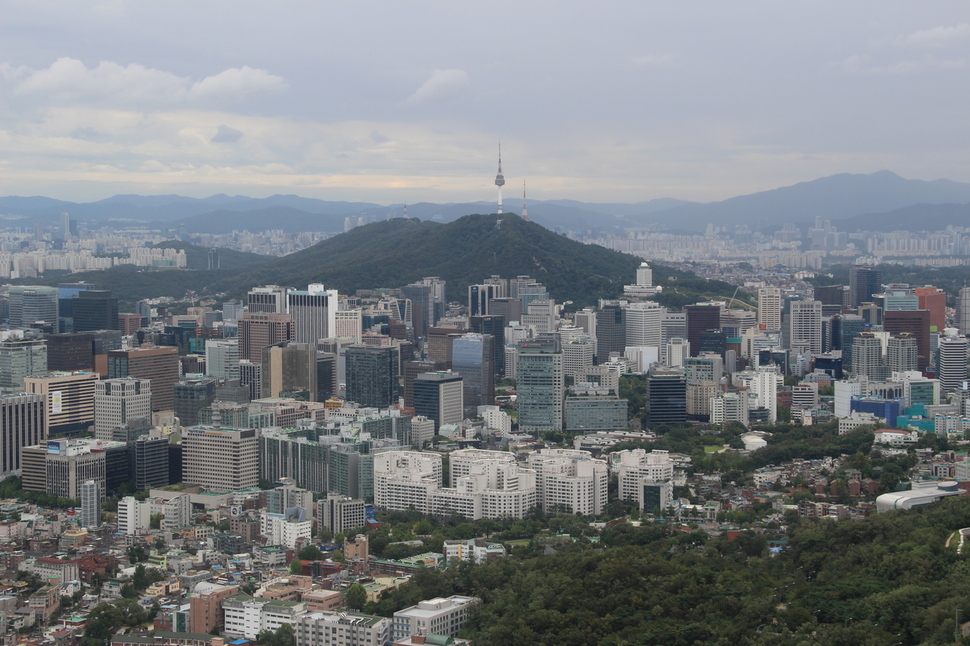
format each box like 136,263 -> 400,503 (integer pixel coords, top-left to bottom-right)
2,3 -> 969,203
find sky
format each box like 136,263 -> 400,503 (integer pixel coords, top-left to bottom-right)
1,1 -> 969,205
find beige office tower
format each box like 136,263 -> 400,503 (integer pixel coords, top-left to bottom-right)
24,371 -> 97,437
182,427 -> 258,492
94,378 -> 151,440
758,287 -> 782,331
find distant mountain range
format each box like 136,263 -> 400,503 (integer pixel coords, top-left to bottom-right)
2,170 -> 970,234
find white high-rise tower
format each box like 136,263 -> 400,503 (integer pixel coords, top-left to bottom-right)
521,181 -> 529,221
494,143 -> 505,214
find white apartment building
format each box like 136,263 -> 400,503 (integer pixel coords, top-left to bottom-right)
261,512 -> 313,549
295,611 -> 391,646
614,449 -> 675,512
373,451 -> 443,515
789,299 -> 822,354
392,596 -> 479,641
94,377 -> 151,440
479,406 -> 511,435
224,594 -> 306,640
117,496 -> 151,535
525,448 -> 608,515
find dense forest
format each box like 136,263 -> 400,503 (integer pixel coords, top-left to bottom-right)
369,496 -> 970,645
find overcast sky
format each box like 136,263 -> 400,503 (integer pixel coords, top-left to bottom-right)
1,1 -> 969,204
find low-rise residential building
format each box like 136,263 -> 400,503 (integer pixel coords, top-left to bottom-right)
392,596 -> 478,642
295,611 -> 392,646
223,594 -> 306,640
443,539 -> 506,564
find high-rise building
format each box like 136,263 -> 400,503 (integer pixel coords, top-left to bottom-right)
914,286 -> 946,333
333,309 -> 363,343
400,277 -> 445,340
647,368 -> 687,425
450,333 -> 494,412
789,300 -> 822,354
0,338 -> 47,394
560,329 -> 595,376
7,286 -> 58,329
130,435 -> 170,490
402,359 -> 450,408
615,449 -> 674,512
247,285 -> 289,314
258,428 -> 329,493
839,314 -> 866,367
426,326 -> 464,365
288,284 -> 338,345
117,496 -> 151,535
516,333 -> 564,432
94,378 -> 152,440
174,376 -> 218,427
852,332 -> 888,380
108,346 -> 179,412
260,342 -> 318,400
345,345 -> 400,408
0,393 -> 46,476
318,493 -> 366,535
468,283 -> 504,318
883,310 -> 931,372
887,334 -> 918,373
685,304 -> 721,357
624,302 -> 663,348
595,302 -> 626,360
72,290 -> 119,332
413,371 -> 464,432
238,313 -> 294,363
206,339 -> 240,381
960,288 -> 970,337
182,427 -> 258,492
758,287 -> 783,330
938,334 -> 969,394
470,315 -> 505,376
849,266 -> 882,309
80,480 -> 100,529
24,371 -> 97,437
665,338 -> 690,367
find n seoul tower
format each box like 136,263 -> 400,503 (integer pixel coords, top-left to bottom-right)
494,143 -> 505,214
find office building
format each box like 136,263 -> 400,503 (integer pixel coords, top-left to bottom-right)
470,314 -> 505,376
239,313 -> 295,363
259,428 -> 329,493
563,394 -> 628,433
72,290 -> 119,332
94,378 -> 151,440
426,326 -> 463,365
685,303 -> 721,357
190,583 -> 240,635
789,300 -> 822,354
450,333 -> 494,412
561,330 -> 595,377
117,496 -> 151,535
402,360 -> 450,408
206,339 -> 240,381
239,360 -> 262,401
130,435 -> 170,490
852,333 -> 888,381
516,334 -> 564,432
665,337 -> 690,368
525,448 -> 608,515
647,368 -> 687,425
883,310 -> 931,372
468,283 -> 504,317
938,334 -> 969,394
288,284 -> 338,345
24,371 -> 97,437
0,338 -> 47,393
261,342 -> 318,400
413,371 -> 463,432
333,309 -> 363,344
318,493 -> 366,535
849,266 -> 882,309
345,345 -> 400,408
595,302 -> 625,359
80,480 -> 100,529
624,301 -> 663,348
758,287 -> 783,330
174,376 -> 218,427
400,277 -> 446,340
182,427 -> 259,492
0,393 -> 46,476
247,285 -> 289,314
7,286 -> 58,329
108,346 -> 179,412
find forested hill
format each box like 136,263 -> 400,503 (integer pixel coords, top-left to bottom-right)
212,213 -> 745,307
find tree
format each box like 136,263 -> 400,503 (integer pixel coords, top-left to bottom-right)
289,559 -> 303,574
345,583 -> 367,611
120,583 -> 137,599
319,526 -> 333,543
297,545 -> 324,561
149,513 -> 162,530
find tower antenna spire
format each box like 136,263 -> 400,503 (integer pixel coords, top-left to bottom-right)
522,180 -> 529,221
494,141 -> 505,214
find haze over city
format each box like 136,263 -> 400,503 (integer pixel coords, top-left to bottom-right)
3,2 -> 970,203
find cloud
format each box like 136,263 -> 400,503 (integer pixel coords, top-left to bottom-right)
632,53 -> 675,69
898,23 -> 970,47
6,58 -> 286,105
369,130 -> 390,144
843,53 -> 966,75
405,69 -> 470,105
211,125 -> 244,143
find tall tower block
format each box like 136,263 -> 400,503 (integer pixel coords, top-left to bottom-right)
494,143 -> 505,214
522,181 -> 529,221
